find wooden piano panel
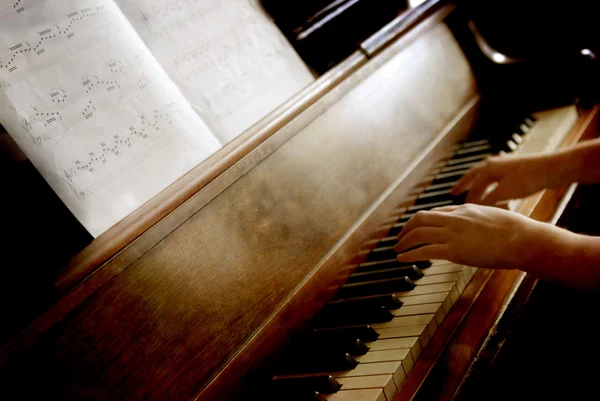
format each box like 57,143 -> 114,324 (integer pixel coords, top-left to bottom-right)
0,19 -> 476,401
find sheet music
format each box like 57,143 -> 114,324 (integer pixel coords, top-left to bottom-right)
115,0 -> 315,143
0,0 -> 221,237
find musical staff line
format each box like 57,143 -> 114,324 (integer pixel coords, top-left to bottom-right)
0,6 -> 112,75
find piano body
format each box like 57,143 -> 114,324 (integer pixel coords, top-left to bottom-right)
0,1 -> 599,400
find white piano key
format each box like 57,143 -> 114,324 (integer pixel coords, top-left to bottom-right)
335,376 -> 397,401
417,272 -> 462,286
365,337 -> 422,358
372,314 -> 434,328
455,272 -> 467,293
393,303 -> 441,316
462,265 -> 474,283
356,348 -> 415,378
449,284 -> 460,304
376,324 -> 430,348
356,348 -> 412,365
334,361 -> 406,391
396,282 -> 454,297
377,325 -> 427,339
398,292 -> 449,305
423,264 -> 465,275
429,260 -> 455,267
325,388 -> 387,401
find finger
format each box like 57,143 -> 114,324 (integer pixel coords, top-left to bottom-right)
465,174 -> 497,204
430,205 -> 462,213
451,164 -> 482,195
396,244 -> 452,263
394,227 -> 447,253
397,211 -> 453,240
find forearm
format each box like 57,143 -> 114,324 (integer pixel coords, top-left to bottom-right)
522,223 -> 600,290
550,138 -> 600,186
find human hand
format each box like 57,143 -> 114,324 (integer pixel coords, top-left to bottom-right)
393,204 -> 567,270
451,154 -> 559,205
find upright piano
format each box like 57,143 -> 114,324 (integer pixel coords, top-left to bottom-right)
1,1 -> 599,400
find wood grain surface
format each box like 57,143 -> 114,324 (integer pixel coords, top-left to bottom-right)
0,20 -> 476,401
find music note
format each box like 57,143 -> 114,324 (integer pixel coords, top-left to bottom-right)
81,74 -> 120,94
49,87 -> 67,103
107,58 -> 123,73
81,100 -> 96,121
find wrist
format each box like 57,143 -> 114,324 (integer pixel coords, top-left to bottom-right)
539,151 -> 577,188
517,221 -> 573,273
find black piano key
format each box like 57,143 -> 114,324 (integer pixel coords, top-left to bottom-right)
290,352 -> 358,373
313,325 -> 380,343
377,237 -> 399,248
279,389 -> 328,401
430,170 -> 471,186
272,375 -> 342,394
415,188 -> 452,203
347,265 -> 423,283
326,294 -> 402,310
452,144 -> 494,157
325,294 -> 403,310
407,199 -> 454,213
365,246 -> 400,262
313,304 -> 394,328
356,259 -> 430,273
444,153 -> 489,167
413,192 -> 466,206
311,337 -> 370,356
336,277 -> 415,299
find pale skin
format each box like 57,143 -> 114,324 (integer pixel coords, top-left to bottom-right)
394,138 -> 600,290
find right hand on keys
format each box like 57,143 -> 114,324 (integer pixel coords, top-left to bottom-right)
393,204 -> 563,271
451,154 -> 561,205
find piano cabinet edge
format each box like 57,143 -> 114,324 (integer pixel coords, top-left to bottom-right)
395,104 -> 600,401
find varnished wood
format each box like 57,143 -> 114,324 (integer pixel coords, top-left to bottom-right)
395,105 -> 600,401
54,51 -> 367,294
55,1 -> 454,297
0,19 -> 476,401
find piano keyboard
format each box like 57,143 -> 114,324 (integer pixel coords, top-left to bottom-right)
270,106 -> 579,401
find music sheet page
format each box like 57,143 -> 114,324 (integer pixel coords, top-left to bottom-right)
114,0 -> 315,143
0,0 -> 221,237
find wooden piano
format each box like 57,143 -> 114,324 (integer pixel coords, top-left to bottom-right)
1,1 -> 599,400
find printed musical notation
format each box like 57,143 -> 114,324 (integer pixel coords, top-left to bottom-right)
0,5 -> 111,75
138,0 -> 221,37
0,0 -> 221,236
116,0 -> 315,142
18,54 -> 149,145
64,103 -> 179,199
0,0 -> 47,19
